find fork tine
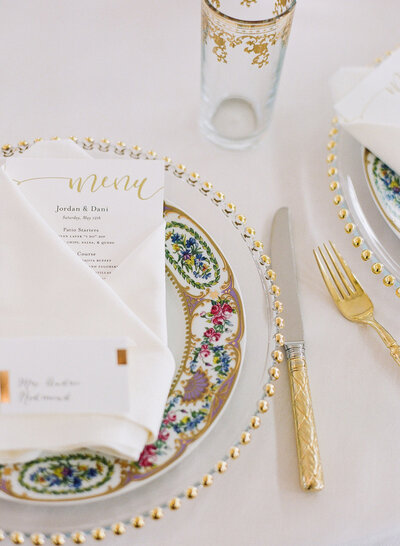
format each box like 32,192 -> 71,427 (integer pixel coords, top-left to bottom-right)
323,243 -> 353,296
329,241 -> 363,294
313,248 -> 343,302
317,246 -> 346,299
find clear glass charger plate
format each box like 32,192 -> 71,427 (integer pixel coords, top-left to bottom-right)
326,121 -> 400,299
0,138 -> 282,543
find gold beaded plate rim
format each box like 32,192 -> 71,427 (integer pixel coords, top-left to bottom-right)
327,48 -> 400,299
0,137 -> 284,544
327,118 -> 400,299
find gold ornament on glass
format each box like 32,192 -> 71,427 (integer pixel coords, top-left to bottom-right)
200,0 -> 296,149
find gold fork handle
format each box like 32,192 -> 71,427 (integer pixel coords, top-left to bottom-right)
285,343 -> 324,491
366,318 -> 400,367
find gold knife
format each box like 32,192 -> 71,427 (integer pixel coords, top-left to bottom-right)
270,207 -> 324,491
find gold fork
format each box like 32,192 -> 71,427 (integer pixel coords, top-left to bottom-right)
313,241 -> 400,367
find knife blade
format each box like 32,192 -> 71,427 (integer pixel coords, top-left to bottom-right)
270,207 -> 324,491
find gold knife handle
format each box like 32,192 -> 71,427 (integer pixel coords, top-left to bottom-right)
285,342 -> 324,491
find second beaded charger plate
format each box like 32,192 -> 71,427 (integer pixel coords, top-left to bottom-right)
0,137 -> 284,543
327,121 -> 400,299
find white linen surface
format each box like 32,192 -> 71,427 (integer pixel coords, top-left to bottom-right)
332,49 -> 400,174
1,1 -> 400,545
0,140 -> 175,463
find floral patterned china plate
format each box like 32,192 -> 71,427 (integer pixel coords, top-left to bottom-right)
0,137 -> 282,542
363,149 -> 400,239
0,203 -> 245,504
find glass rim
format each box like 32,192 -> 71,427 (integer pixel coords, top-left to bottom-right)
203,0 -> 296,26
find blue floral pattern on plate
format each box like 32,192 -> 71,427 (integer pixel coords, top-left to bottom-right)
19,453 -> 114,495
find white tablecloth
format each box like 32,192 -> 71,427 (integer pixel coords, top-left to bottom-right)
1,1 -> 399,544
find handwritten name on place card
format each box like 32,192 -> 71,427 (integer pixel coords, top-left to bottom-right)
18,376 -> 80,406
0,337 -> 132,416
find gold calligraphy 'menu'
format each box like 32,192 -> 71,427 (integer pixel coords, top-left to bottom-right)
14,175 -> 163,201
68,174 -> 163,200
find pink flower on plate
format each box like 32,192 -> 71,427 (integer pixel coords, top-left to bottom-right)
204,328 -> 221,341
162,412 -> 177,426
212,315 -> 224,325
199,344 -> 211,358
221,303 -> 233,316
211,302 -> 233,325
211,304 -> 222,316
138,444 -> 157,467
158,428 -> 170,442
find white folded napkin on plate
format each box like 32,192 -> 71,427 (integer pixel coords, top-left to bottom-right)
0,139 -> 175,464
331,48 -> 400,174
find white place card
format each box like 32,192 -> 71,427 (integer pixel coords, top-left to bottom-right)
3,158 -> 164,280
0,337 -> 132,415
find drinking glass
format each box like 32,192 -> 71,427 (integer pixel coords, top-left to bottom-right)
200,0 -> 296,150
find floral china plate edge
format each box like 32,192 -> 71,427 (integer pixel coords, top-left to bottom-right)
0,202 -> 245,504
363,148 -> 400,239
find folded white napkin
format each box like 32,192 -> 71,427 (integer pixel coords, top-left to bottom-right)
331,48 -> 400,174
0,140 -> 175,464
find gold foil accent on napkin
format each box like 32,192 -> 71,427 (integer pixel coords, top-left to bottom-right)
117,349 -> 127,365
0,371 -> 10,403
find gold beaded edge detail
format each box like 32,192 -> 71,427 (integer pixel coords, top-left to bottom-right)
327,119 -> 400,298
0,136 -> 285,541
